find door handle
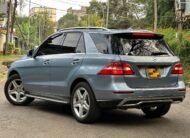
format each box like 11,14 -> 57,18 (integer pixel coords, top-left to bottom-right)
71,59 -> 80,65
43,59 -> 50,65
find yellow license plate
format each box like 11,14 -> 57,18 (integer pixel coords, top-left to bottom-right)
147,67 -> 161,78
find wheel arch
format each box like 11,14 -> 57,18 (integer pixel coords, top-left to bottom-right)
8,70 -> 20,78
70,78 -> 93,96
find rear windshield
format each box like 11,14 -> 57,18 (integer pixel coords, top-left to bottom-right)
90,33 -> 173,56
111,34 -> 173,56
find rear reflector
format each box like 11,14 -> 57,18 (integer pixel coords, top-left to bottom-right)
172,63 -> 184,75
113,91 -> 134,94
98,62 -> 134,75
132,33 -> 155,37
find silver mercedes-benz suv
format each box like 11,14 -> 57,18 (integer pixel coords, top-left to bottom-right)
4,27 -> 186,123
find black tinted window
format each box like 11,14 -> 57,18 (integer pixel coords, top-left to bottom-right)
51,34 -> 64,45
90,33 -> 109,54
63,33 -> 81,47
37,33 -> 65,56
60,33 -> 82,53
76,35 -> 85,53
112,35 -> 172,56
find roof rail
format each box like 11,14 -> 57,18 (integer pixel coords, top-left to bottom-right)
58,27 -> 110,32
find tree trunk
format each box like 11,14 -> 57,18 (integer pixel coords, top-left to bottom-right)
3,0 -> 12,55
106,0 -> 110,28
10,0 -> 17,43
154,0 -> 157,32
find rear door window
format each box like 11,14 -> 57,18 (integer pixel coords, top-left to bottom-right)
111,34 -> 173,56
62,33 -> 82,53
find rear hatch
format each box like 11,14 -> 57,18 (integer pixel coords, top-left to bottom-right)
111,32 -> 180,88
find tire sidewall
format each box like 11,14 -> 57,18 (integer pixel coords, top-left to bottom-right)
4,74 -> 34,105
71,82 -> 100,123
142,104 -> 171,118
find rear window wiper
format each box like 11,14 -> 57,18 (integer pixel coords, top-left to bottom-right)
151,52 -> 169,56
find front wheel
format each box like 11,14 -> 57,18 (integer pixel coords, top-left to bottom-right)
4,74 -> 34,106
141,104 -> 171,118
71,82 -> 101,123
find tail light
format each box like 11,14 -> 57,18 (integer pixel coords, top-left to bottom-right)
172,63 -> 184,75
98,62 -> 134,75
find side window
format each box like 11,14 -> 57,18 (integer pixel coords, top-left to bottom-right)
76,35 -> 85,53
62,33 -> 82,53
36,33 -> 65,56
51,34 -> 64,45
90,33 -> 109,54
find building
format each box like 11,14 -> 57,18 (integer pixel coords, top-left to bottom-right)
175,0 -> 190,28
67,6 -> 87,19
0,0 -> 8,52
0,0 -> 18,53
30,7 -> 56,23
0,0 -> 7,18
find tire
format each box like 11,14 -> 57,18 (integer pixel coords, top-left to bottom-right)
71,82 -> 101,123
4,74 -> 34,106
141,104 -> 171,118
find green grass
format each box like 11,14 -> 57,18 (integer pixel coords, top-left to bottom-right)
0,55 -> 21,61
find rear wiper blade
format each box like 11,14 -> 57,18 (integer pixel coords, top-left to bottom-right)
151,52 -> 169,56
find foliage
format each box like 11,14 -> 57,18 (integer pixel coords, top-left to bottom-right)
144,0 -> 176,28
16,12 -> 55,49
58,14 -> 79,29
158,28 -> 190,81
14,48 -> 21,55
79,14 -> 105,27
8,43 -> 14,54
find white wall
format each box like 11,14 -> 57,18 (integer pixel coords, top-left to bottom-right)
185,0 -> 190,15
0,33 -> 6,52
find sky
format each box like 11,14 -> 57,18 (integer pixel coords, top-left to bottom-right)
20,0 -> 107,21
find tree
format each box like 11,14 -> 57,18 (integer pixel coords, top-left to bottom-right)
58,14 -> 79,29
79,14 -> 105,27
87,0 -> 107,23
32,12 -> 55,42
144,0 -> 176,28
16,12 -> 55,48
86,0 -> 146,29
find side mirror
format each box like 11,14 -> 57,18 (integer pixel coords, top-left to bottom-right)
27,49 -> 34,57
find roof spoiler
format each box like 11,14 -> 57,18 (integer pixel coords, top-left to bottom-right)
114,32 -> 164,39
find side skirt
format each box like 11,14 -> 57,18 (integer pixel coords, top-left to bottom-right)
26,94 -> 69,104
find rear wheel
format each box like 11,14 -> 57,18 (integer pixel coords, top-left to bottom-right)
141,104 -> 171,118
4,74 -> 34,105
71,82 -> 101,123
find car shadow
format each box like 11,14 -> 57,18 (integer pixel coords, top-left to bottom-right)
29,100 -> 72,117
98,109 -> 172,126
28,100 -> 172,126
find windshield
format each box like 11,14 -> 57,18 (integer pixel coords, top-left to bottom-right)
111,35 -> 173,56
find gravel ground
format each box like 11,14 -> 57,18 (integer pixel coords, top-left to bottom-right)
0,80 -> 190,138
0,64 -> 7,80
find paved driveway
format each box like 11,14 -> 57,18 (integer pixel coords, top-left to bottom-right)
0,80 -> 190,138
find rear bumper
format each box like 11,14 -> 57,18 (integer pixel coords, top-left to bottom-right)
97,86 -> 186,108
88,75 -> 186,108
98,95 -> 185,109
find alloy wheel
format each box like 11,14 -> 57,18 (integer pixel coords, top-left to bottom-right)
8,79 -> 27,103
73,87 -> 90,118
